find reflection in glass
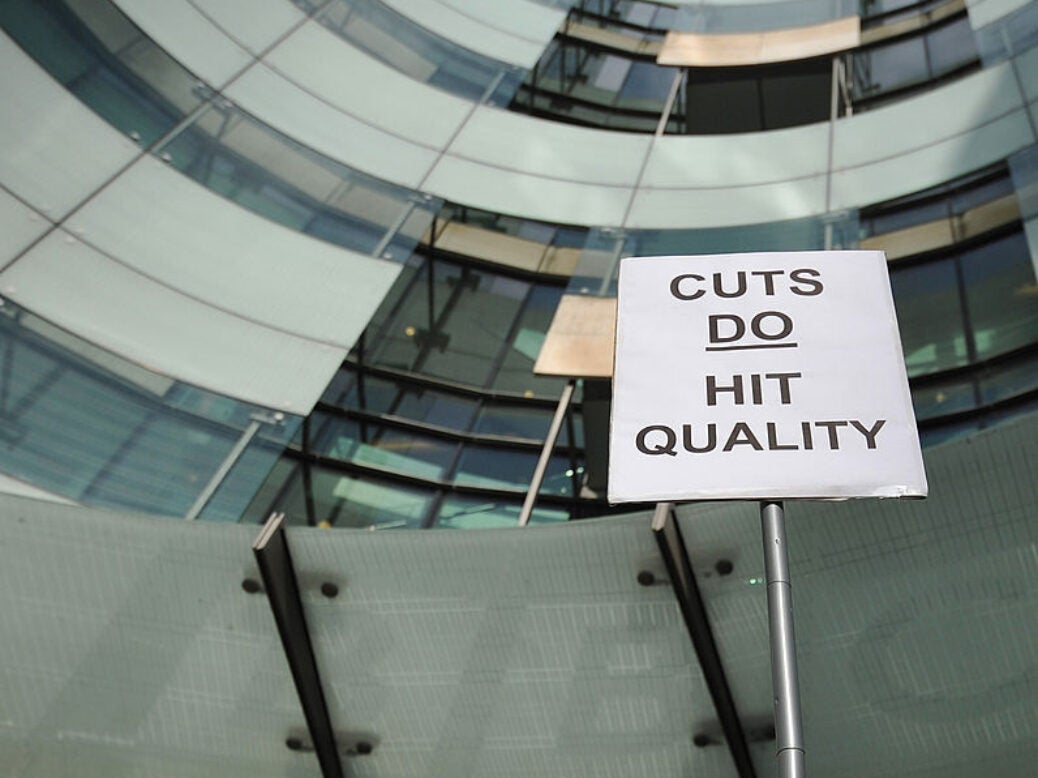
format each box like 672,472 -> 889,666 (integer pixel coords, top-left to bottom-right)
961,232 -> 1038,361
159,103 -> 439,263
0,302 -> 298,521
453,446 -> 575,495
911,378 -> 976,420
0,0 -> 204,145
307,413 -> 458,480
890,259 -> 968,376
314,0 -> 523,105
435,494 -> 568,528
267,463 -> 432,528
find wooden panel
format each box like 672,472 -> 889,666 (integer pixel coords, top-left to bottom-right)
533,294 -> 617,378
658,16 -> 860,67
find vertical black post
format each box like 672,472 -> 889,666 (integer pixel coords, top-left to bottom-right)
254,513 -> 344,778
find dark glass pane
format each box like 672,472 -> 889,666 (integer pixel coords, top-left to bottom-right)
919,418 -> 982,447
493,286 -> 569,396
369,260 -> 465,373
392,388 -> 477,430
86,415 -> 239,515
453,446 -> 573,491
912,378 -> 977,420
890,259 -> 969,375
685,74 -> 762,134
979,357 -> 1038,404
0,307 -> 295,519
961,232 -> 1038,360
420,272 -> 529,387
618,60 -> 674,106
308,414 -> 457,480
925,18 -> 978,77
852,37 -> 929,98
474,405 -> 554,440
759,60 -> 832,129
433,495 -> 567,529
270,465 -> 432,528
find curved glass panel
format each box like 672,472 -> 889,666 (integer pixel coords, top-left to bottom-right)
850,15 -> 978,104
1,0 -> 441,263
434,494 -> 569,528
310,0 -> 525,105
257,461 -> 433,528
0,300 -> 299,520
0,0 -> 205,145
673,0 -> 857,34
157,101 -> 438,262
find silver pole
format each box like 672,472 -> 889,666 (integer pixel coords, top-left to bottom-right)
761,500 -> 805,778
517,379 -> 576,527
185,412 -> 283,520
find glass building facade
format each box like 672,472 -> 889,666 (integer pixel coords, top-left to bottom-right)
1,0 -> 1038,774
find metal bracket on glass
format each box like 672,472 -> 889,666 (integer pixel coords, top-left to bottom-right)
254,512 -> 345,778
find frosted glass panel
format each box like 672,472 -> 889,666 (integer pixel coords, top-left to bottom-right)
66,155 -> 401,347
424,154 -> 633,226
0,496 -> 303,778
0,189 -> 49,269
643,124 -> 830,188
225,63 -> 439,189
292,515 -> 750,777
0,231 -> 346,414
450,107 -> 651,186
379,0 -> 564,67
675,410 -> 1038,778
110,0 -> 251,86
264,21 -> 472,149
0,34 -> 138,219
833,64 -> 1025,170
188,0 -> 303,53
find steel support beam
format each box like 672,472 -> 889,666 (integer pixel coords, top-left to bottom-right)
652,504 -> 758,778
254,513 -> 344,778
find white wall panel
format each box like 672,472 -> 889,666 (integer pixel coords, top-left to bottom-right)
0,231 -> 347,413
380,0 -> 564,68
264,21 -> 471,150
0,35 -> 138,219
624,175 -> 829,229
0,189 -> 50,269
111,0 -> 252,87
225,63 -> 439,189
184,0 -> 303,54
446,106 -> 651,186
64,155 -> 400,347
422,155 -> 633,225
642,123 -> 830,187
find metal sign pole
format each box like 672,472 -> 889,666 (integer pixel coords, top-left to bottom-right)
760,500 -> 805,778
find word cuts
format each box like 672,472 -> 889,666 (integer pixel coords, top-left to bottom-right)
608,251 -> 927,502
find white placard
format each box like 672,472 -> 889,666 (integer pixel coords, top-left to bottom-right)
608,251 -> 928,503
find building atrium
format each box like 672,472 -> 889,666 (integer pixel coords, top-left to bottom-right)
1,0 -> 1037,776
